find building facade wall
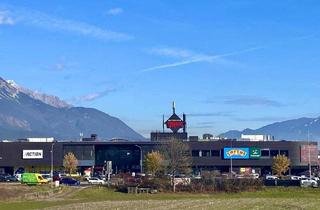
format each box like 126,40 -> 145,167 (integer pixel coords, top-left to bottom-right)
0,140 -> 317,174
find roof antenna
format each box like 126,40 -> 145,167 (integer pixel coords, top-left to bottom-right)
172,101 -> 176,114
162,114 -> 165,132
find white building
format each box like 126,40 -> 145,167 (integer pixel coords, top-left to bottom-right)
240,134 -> 274,141
26,137 -> 55,142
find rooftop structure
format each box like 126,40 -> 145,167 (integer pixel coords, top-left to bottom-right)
240,134 -> 274,141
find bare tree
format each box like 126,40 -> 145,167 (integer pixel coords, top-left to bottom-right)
160,139 -> 192,192
63,152 -> 78,175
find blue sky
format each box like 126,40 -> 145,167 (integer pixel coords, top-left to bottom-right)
1,0 -> 320,137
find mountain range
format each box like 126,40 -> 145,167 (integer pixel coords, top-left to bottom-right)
2,76 -> 319,142
0,77 -> 144,140
220,117 -> 320,141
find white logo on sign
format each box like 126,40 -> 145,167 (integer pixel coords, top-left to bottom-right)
23,150 -> 43,159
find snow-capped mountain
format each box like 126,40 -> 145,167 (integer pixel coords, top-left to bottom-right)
220,117 -> 320,141
0,79 -> 19,100
6,80 -> 71,108
0,77 -> 144,140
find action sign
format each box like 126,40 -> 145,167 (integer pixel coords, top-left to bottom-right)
250,148 -> 261,159
223,148 -> 249,159
22,150 -> 43,159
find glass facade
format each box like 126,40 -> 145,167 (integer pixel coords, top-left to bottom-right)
211,150 -> 220,157
63,145 -> 94,160
192,150 -> 200,157
95,145 -> 140,173
202,150 -> 210,157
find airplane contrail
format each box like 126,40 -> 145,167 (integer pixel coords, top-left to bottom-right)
140,46 -> 262,73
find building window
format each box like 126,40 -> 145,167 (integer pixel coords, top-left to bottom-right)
192,150 -> 200,157
261,149 -> 270,157
280,150 -> 289,157
202,150 -> 210,157
211,150 -> 220,157
64,145 -> 94,160
270,150 -> 279,157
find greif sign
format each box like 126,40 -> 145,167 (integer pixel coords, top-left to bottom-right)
224,148 -> 249,159
22,150 -> 43,159
250,148 -> 261,159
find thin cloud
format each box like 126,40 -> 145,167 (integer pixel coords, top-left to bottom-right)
53,63 -> 65,71
233,116 -> 288,122
141,32 -> 317,73
189,125 -> 214,129
148,47 -> 194,58
48,60 -> 78,72
47,62 -> 69,72
140,47 -> 261,73
198,121 -> 216,125
224,97 -> 284,107
187,111 -> 234,117
1,6 -> 132,41
207,96 -> 285,107
77,88 -> 117,102
106,8 -> 123,16
0,10 -> 14,25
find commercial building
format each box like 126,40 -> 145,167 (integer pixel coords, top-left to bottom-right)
0,103 -> 318,176
0,139 -> 317,176
189,139 -> 318,175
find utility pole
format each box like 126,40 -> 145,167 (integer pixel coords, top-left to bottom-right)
308,128 -> 311,177
230,140 -> 233,178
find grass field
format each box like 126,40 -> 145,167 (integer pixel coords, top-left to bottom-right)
1,185 -> 320,210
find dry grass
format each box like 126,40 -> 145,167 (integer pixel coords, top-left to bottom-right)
0,183 -> 34,201
43,198 -> 320,210
2,185 -> 320,210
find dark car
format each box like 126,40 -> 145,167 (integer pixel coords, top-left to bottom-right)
0,175 -> 6,182
53,175 -> 61,182
4,175 -> 18,182
60,178 -> 80,186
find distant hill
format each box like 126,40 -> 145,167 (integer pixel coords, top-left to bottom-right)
0,77 -> 144,140
220,117 -> 320,140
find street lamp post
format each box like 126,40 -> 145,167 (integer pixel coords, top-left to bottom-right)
308,128 -> 312,177
135,145 -> 143,173
50,142 -> 55,187
230,140 -> 233,178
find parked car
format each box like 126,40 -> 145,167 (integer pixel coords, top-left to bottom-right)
52,173 -> 62,182
265,175 -> 278,180
310,176 -> 320,181
5,175 -> 18,182
235,173 -> 259,179
41,174 -> 52,182
15,173 -> 22,181
0,175 -> 6,182
191,174 -> 202,179
87,177 -> 105,185
98,175 -> 107,181
60,178 -> 80,186
84,175 -> 91,181
250,173 -> 260,179
301,178 -> 318,188
290,176 -> 301,180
